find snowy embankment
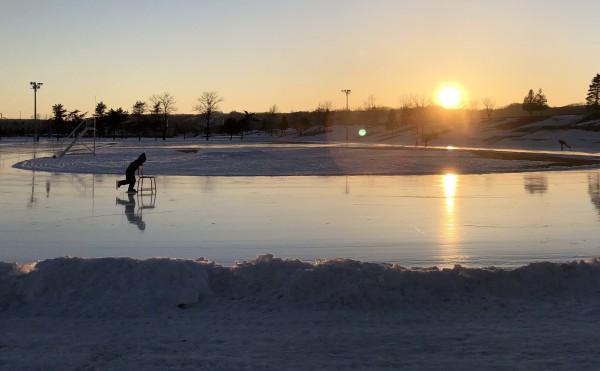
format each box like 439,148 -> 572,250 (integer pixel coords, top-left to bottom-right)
3,255 -> 600,315
2,255 -> 600,370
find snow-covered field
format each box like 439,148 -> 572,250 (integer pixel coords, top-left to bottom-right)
3,119 -> 600,370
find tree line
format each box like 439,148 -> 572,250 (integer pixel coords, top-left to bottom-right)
2,73 -> 600,141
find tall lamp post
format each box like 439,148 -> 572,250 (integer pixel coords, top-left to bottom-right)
30,82 -> 43,142
341,89 -> 351,146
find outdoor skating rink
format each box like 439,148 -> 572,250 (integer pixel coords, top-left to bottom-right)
3,139 -> 600,268
2,138 -> 600,370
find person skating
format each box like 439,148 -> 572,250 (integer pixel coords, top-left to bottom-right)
116,153 -> 146,193
559,139 -> 571,151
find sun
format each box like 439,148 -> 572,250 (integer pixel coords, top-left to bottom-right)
438,86 -> 462,108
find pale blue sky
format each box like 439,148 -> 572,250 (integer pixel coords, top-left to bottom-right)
1,0 -> 599,118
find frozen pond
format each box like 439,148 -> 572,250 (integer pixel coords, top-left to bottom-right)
2,140 -> 600,267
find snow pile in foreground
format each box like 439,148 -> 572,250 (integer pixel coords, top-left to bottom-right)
2,254 -> 600,316
3,256 -> 600,370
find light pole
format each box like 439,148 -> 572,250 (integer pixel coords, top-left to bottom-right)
30,82 -> 43,142
341,89 -> 351,145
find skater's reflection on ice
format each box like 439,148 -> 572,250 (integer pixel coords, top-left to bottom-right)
116,193 -> 146,231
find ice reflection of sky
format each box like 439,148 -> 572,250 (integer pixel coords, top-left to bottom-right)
2,144 -> 600,267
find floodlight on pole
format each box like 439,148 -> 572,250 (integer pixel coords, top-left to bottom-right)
30,82 -> 43,142
341,89 -> 351,145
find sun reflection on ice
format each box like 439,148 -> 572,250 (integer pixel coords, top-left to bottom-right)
443,173 -> 457,234
440,173 -> 462,264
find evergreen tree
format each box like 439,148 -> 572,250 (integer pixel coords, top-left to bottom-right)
94,101 -> 107,117
94,101 -> 107,137
131,101 -> 147,140
239,111 -> 256,140
522,89 -> 537,115
534,88 -> 548,115
51,104 -> 67,122
51,103 -> 67,137
106,107 -> 128,140
586,73 -> 600,112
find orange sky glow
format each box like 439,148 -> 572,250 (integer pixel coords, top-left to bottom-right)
1,0 -> 599,119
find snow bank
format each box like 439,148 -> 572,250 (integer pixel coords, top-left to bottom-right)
3,255 -> 600,316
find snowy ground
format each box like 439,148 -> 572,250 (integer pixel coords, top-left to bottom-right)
2,256 -> 600,370
3,118 -> 600,370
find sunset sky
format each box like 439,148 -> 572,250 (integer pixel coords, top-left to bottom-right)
1,0 -> 599,119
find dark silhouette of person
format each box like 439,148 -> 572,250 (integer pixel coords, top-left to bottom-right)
559,139 -> 571,150
117,153 -> 146,193
116,193 -> 146,231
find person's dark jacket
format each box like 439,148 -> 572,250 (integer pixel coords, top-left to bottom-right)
126,153 -> 147,176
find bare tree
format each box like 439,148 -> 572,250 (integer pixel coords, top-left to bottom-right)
411,94 -> 431,142
398,94 -> 430,144
149,92 -> 177,140
362,94 -> 387,132
193,91 -> 224,141
468,99 -> 479,124
318,100 -> 332,111
363,94 -> 377,111
399,96 -> 414,129
481,97 -> 495,120
385,109 -> 399,132
259,104 -> 280,135
313,101 -> 333,133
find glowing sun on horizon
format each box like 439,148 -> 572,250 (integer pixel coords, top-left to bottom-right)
438,86 -> 462,108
